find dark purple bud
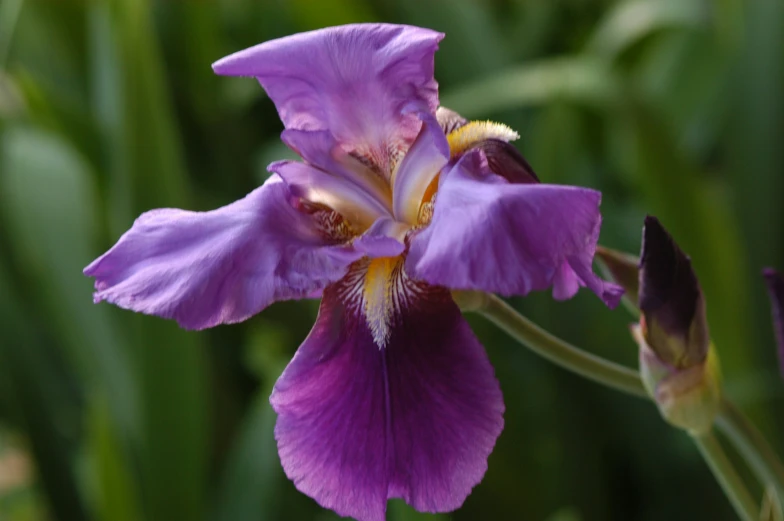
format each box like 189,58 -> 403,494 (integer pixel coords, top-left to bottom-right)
435,106 -> 467,135
763,268 -> 784,375
596,246 -> 640,305
639,216 -> 709,368
474,139 -> 540,184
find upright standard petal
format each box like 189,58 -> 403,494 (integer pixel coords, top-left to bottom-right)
391,111 -> 449,224
271,270 -> 504,521
406,151 -> 622,307
84,175 -> 362,330
763,268 -> 784,375
269,159 -> 391,231
281,129 -> 392,209
213,24 -> 444,174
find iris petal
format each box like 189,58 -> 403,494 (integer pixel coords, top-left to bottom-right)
353,217 -> 408,258
269,160 -> 391,231
391,112 -> 450,224
213,24 -> 444,174
271,273 -> 504,521
281,129 -> 392,210
84,175 -> 362,329
406,150 -> 623,307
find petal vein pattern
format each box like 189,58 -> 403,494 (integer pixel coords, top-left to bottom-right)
406,151 -> 623,307
271,273 -> 504,521
213,24 -> 444,176
84,176 -> 362,329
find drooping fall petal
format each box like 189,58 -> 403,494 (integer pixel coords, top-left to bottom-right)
84,176 -> 361,329
406,150 -> 622,307
271,271 -> 504,521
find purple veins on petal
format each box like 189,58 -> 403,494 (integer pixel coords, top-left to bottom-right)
213,24 -> 444,175
763,268 -> 784,375
406,149 -> 623,308
83,175 -> 362,330
271,271 -> 504,521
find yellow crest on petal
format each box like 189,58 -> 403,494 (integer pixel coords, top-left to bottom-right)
363,257 -> 402,348
446,120 -> 519,158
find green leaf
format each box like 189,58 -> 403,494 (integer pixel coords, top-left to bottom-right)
586,0 -> 706,60
211,392 -> 282,521
84,398 -> 143,521
440,57 -> 621,119
90,1 -> 210,519
0,126 -> 138,435
610,100 -> 754,383
0,255 -> 87,521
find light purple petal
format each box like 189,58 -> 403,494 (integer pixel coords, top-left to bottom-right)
213,24 -> 444,174
281,128 -> 392,210
391,111 -> 449,224
353,217 -> 407,258
268,160 -> 391,231
271,280 -> 504,521
763,268 -> 784,375
83,175 -> 362,329
406,150 -> 623,307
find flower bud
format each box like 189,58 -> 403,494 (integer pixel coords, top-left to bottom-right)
633,216 -> 721,434
763,268 -> 784,376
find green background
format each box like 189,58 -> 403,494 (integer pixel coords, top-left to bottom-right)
0,0 -> 782,520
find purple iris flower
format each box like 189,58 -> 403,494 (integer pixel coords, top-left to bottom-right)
84,24 -> 622,521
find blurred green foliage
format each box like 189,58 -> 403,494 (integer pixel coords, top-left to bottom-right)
0,0 -> 782,520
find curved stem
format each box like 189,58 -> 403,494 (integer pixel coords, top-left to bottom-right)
472,291 -> 784,514
717,399 -> 784,499
476,292 -> 647,398
694,432 -> 761,521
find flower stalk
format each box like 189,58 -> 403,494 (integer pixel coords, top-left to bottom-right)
693,432 -> 760,521
473,292 -> 647,398
716,399 -> 784,501
471,290 -> 784,519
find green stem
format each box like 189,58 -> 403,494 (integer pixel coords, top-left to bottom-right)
471,291 -> 784,518
476,292 -> 647,398
717,399 -> 784,499
694,432 -> 761,521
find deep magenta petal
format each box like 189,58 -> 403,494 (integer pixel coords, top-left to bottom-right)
213,24 -> 443,172
406,150 -> 622,307
83,176 -> 362,329
271,281 -> 504,521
